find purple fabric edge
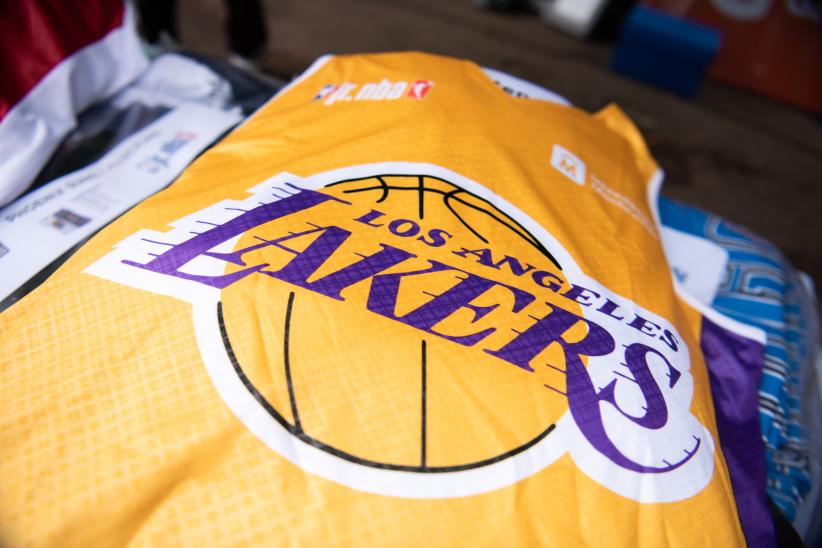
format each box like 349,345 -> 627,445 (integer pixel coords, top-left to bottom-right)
701,315 -> 776,547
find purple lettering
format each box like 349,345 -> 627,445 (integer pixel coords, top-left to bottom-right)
629,314 -> 662,337
388,218 -> 421,238
417,228 -> 452,248
561,284 -> 601,307
367,260 -> 535,346
531,270 -> 563,292
492,255 -> 535,277
486,302 -> 614,372
123,188 -> 347,288
661,328 -> 679,352
597,298 -> 625,321
489,303 -> 694,473
564,341 -> 693,473
354,208 -> 387,227
451,247 -> 496,268
261,227 -> 414,300
596,343 -> 680,430
487,304 -> 695,473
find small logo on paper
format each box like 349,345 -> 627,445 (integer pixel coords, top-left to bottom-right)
551,144 -> 586,185
40,209 -> 90,234
407,80 -> 434,99
137,131 -> 197,174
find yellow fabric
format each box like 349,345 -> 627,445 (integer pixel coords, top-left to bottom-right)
0,52 -> 743,546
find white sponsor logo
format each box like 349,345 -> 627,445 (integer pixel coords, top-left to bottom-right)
551,144 -> 586,185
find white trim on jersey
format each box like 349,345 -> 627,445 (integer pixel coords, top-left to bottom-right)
481,67 -> 572,106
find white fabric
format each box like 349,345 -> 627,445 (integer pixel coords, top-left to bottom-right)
482,67 -> 571,105
0,2 -> 148,207
660,225 -> 729,306
0,54 -> 242,302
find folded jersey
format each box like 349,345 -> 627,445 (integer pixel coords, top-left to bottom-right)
0,52 -> 772,546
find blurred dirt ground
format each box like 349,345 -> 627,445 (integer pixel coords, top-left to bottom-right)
177,0 -> 822,295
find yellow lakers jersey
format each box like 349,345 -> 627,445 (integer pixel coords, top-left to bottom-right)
0,52 -> 745,546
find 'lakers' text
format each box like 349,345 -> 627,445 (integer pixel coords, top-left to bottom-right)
123,187 -> 697,475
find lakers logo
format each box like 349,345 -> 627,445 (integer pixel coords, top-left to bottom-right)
88,163 -> 716,501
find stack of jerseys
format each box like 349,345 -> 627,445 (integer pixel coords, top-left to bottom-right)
488,61 -> 822,537
2,51 -> 817,546
488,67 -> 822,537
658,197 -> 820,527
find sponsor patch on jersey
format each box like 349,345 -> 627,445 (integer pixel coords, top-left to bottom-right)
315,79 -> 434,105
551,144 -> 586,185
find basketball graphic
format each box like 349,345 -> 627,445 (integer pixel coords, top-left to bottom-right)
217,169 -> 577,476
87,162 -> 715,501
4,49 -> 763,546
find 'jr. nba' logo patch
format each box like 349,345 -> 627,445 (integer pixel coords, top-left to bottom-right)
314,79 -> 434,105
87,162 -> 715,501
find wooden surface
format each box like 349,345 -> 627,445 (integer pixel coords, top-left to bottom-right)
180,0 -> 822,294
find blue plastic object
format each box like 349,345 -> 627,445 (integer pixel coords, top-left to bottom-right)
610,6 -> 722,97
